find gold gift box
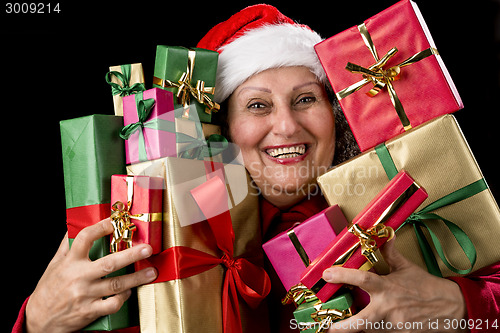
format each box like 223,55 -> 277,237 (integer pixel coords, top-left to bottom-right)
109,63 -> 145,116
174,117 -> 222,162
127,157 -> 270,333
318,115 -> 500,276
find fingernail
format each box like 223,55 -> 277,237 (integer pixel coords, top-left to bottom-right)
323,269 -> 333,282
145,267 -> 157,280
141,246 -> 152,258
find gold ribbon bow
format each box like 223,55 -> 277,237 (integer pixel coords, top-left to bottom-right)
348,223 -> 394,265
282,283 -> 319,307
110,176 -> 162,253
153,50 -> 220,119
310,308 -> 353,333
336,23 -> 439,131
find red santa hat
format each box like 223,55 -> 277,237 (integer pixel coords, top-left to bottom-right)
197,4 -> 325,103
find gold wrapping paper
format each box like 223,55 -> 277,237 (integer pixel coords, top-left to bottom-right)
318,115 -> 500,276
109,63 -> 145,116
127,157 -> 270,333
174,118 -> 223,162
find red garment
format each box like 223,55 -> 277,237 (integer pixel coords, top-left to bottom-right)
12,195 -> 500,333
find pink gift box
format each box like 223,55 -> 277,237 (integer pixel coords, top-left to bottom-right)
315,0 -> 462,151
262,205 -> 348,291
111,175 -> 164,254
123,88 -> 176,164
301,171 -> 428,302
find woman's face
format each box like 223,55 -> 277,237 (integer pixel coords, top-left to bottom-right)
228,66 -> 336,208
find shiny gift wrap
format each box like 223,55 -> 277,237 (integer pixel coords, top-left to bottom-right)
263,205 -> 348,291
110,175 -> 163,254
122,88 -> 176,164
60,115 -> 136,330
317,115 -> 500,277
302,171 -> 428,302
153,46 -> 219,123
287,288 -> 353,333
315,0 -> 462,151
127,157 -> 270,333
106,63 -> 146,116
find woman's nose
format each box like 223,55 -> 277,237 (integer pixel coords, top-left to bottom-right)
270,104 -> 302,139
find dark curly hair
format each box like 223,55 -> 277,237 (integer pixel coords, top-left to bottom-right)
213,84 -> 360,167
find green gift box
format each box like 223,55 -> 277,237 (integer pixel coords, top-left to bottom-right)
60,114 -> 137,331
153,45 -> 219,123
293,290 -> 353,333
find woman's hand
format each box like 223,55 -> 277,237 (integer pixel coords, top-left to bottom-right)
25,218 -> 157,333
322,238 -> 467,333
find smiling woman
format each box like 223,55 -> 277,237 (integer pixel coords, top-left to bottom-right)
14,3 -> 500,333
228,67 -> 336,209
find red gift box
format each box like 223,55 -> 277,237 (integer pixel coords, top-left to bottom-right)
110,175 -> 163,254
315,0 -> 462,151
300,171 -> 428,302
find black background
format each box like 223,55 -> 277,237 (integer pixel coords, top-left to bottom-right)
2,0 -> 499,330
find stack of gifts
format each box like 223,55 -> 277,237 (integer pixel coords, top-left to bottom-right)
60,45 -> 271,332
58,0 -> 500,331
279,0 -> 500,320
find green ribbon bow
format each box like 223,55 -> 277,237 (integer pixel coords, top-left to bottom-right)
120,93 -> 228,162
176,120 -> 228,160
375,143 -> 482,277
120,92 -> 175,162
105,64 -> 145,97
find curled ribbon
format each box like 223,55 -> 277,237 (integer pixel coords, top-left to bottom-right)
153,50 -> 220,118
105,64 -> 145,97
282,283 -> 318,307
310,308 -> 353,333
348,223 -> 394,265
283,284 -> 353,333
336,23 -> 439,131
110,201 -> 137,253
110,176 -> 162,253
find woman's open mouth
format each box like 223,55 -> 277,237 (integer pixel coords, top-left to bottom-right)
266,144 -> 306,159
263,144 -> 309,164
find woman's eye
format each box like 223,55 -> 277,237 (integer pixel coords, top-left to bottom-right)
248,102 -> 266,109
297,96 -> 316,104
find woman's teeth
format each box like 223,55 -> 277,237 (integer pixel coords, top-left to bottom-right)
266,145 -> 306,159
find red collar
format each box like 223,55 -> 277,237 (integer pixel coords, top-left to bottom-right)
260,195 -> 329,241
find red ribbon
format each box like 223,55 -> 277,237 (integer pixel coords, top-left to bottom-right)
66,203 -> 110,238
135,177 -> 270,333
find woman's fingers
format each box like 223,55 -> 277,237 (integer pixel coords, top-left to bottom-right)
90,289 -> 132,318
322,266 -> 384,294
89,244 -> 154,279
379,237 -> 413,272
50,232 -> 70,264
70,218 -> 114,259
92,267 -> 157,298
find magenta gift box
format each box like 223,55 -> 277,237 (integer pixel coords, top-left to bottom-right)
123,88 -> 176,164
262,205 -> 348,291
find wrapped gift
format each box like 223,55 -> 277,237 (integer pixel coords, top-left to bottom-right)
105,63 -> 146,116
315,0 -> 463,151
152,45 -> 219,123
301,171 -> 428,302
110,175 -> 163,254
127,157 -> 270,333
263,205 -> 348,291
284,286 -> 353,333
121,88 -> 225,164
174,116 -> 225,161
60,115 -> 137,331
122,88 -> 176,164
317,114 -> 500,278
